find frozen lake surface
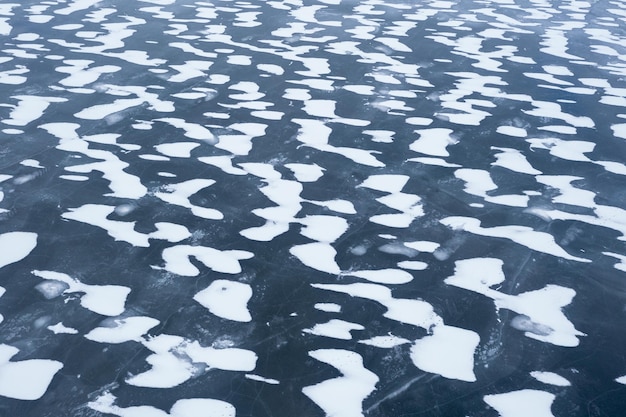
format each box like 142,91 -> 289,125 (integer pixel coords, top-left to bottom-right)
0,0 -> 626,416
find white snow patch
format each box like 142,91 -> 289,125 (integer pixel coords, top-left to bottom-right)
535,175 -> 596,208
0,232 -> 37,269
408,157 -> 461,167
455,168 -> 529,207
497,126 -> 528,137
304,319 -> 365,340
85,317 -> 160,344
0,344 -> 63,400
530,371 -> 571,386
293,119 -> 384,167
89,392 -> 236,417
612,123 -> 626,140
285,163 -> 325,182
33,270 -> 130,316
302,349 -> 378,417
404,241 -> 440,252
444,258 -> 585,347
603,252 -> 626,272
441,217 -> 590,263
168,61 -> 213,83
3,95 -> 67,126
194,280 -> 252,322
55,0 -> 101,15
198,156 -> 247,176
257,64 -> 284,75
127,335 -> 257,388
154,118 -> 217,143
20,159 -> 44,168
359,175 -> 409,194
397,261 -> 429,271
40,123 -> 148,199
346,269 -> 414,284
363,130 -> 394,143
290,243 -> 341,274
297,215 -> 348,243
154,142 -> 200,158
359,175 -> 423,227
523,101 -> 594,128
410,325 -> 479,382
484,389 -> 556,417
312,283 -> 442,329
161,245 -> 253,276
406,117 -> 434,126
155,179 -> 223,220
410,128 -> 458,157
245,374 -> 280,385
491,147 -> 542,175
47,322 -> 78,334
62,204 -> 191,247
359,335 -> 411,348
538,125 -> 577,135
314,303 -> 342,313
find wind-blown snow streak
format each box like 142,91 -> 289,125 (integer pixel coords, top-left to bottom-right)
441,217 -> 591,262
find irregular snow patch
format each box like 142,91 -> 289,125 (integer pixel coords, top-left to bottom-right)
290,243 -> 341,274
154,142 -> 200,158
85,317 -> 160,343
0,232 -> 37,269
126,335 -> 257,388
440,217 -> 590,263
63,204 -> 191,247
285,163 -> 325,182
155,179 -> 223,220
484,389 -> 556,417
312,283 -> 441,329
410,128 -> 458,157
89,391 -> 236,417
47,322 -> 78,334
445,258 -> 585,347
33,270 -> 130,316
304,319 -> 365,340
161,245 -> 253,276
0,344 -> 63,400
303,349 -> 378,417
194,280 -> 253,322
410,325 -> 480,382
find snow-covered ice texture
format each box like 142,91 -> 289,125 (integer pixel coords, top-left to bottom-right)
0,0 -> 624,415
